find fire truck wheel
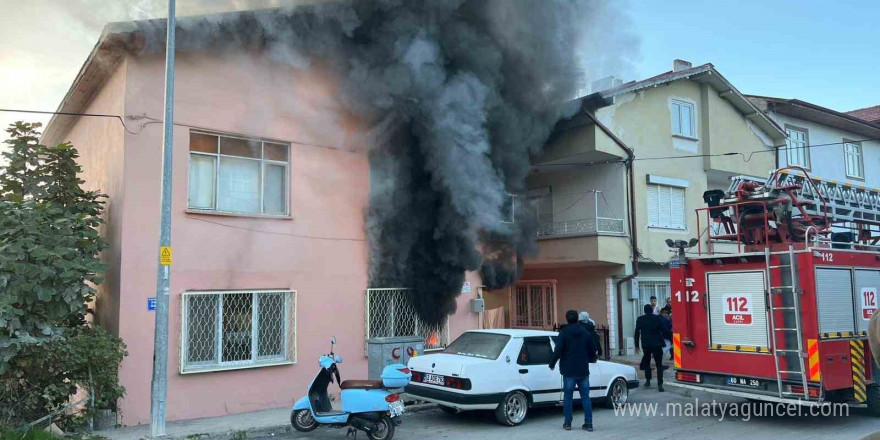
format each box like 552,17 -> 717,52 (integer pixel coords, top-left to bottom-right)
867,384 -> 880,417
604,378 -> 629,408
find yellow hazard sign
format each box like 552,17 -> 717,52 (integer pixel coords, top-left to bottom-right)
160,247 -> 172,266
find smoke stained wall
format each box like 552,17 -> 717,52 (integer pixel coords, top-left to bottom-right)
113,0 -> 639,325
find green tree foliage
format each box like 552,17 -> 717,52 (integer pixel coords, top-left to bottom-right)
0,122 -> 108,370
0,122 -> 125,427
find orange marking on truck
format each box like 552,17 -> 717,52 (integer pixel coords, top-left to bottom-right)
807,339 -> 821,381
673,333 -> 682,369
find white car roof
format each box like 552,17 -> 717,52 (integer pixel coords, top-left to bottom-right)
464,329 -> 557,338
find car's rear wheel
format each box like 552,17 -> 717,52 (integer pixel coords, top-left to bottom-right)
604,377 -> 629,408
495,391 -> 529,426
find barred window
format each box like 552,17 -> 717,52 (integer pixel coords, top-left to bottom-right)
181,290 -> 296,373
365,289 -> 449,351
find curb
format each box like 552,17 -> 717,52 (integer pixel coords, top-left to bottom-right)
139,425 -> 295,440
136,404 -> 439,440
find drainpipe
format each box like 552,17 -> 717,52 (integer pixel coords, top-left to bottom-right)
583,111 -> 638,356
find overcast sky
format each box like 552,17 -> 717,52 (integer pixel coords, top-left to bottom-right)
1,0 -> 878,157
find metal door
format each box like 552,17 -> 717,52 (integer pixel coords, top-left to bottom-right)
853,269 -> 879,334
815,268 -> 856,334
707,271 -> 769,348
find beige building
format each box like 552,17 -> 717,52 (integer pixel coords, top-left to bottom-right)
485,60 -> 787,354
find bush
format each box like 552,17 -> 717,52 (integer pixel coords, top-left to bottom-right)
0,327 -> 126,428
0,428 -> 62,440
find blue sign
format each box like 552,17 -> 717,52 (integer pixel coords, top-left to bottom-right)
147,297 -> 157,311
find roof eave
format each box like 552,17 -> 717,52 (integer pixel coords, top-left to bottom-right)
41,23 -> 144,146
601,66 -> 786,142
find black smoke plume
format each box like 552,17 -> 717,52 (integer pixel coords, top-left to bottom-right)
120,0 -> 636,325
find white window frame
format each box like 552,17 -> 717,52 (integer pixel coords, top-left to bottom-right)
188,131 -> 291,216
844,140 -> 864,179
180,289 -> 297,374
671,99 -> 696,138
646,183 -> 687,230
784,126 -> 810,169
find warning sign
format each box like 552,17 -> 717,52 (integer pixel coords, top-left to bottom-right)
160,247 -> 172,266
722,294 -> 752,325
861,287 -> 877,320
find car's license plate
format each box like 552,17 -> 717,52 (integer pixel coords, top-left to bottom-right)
389,400 -> 405,417
423,373 -> 445,385
727,376 -> 760,388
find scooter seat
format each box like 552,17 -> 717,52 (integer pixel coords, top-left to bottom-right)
339,380 -> 384,390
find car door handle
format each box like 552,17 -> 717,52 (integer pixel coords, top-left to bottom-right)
519,369 -> 529,374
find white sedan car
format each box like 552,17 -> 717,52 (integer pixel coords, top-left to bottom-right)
405,329 -> 639,426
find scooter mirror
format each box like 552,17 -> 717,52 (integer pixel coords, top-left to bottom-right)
330,336 -> 336,345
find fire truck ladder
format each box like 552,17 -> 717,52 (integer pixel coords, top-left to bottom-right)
765,244 -> 810,399
773,170 -> 880,225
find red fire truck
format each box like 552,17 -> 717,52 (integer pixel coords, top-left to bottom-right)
670,166 -> 879,415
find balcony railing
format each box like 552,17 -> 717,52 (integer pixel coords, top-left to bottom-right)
537,217 -> 625,238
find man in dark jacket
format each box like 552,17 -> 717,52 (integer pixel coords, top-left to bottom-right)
550,310 -> 597,431
635,304 -> 672,392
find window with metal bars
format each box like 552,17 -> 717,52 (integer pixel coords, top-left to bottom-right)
511,282 -> 556,330
180,290 -> 296,373
637,280 -> 670,313
365,288 -> 450,350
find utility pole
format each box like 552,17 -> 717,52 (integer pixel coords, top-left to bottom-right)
150,0 -> 175,437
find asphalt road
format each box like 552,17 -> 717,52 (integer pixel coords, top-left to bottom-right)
262,387 -> 879,440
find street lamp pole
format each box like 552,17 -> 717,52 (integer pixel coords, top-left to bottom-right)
150,0 -> 175,437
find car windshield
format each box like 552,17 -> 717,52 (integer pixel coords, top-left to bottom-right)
442,332 -> 510,359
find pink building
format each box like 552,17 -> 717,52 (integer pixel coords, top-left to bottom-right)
42,22 -> 481,426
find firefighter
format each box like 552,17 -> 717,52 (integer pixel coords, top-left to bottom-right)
635,304 -> 672,392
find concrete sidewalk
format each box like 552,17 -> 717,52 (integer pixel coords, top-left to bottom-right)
96,406 -> 295,440
97,402 -> 437,440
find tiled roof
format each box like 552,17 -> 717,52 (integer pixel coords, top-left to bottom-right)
846,105 -> 880,123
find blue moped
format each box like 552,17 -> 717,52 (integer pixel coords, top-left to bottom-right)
291,337 -> 411,440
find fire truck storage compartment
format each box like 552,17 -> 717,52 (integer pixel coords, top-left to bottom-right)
707,271 -> 768,349
819,340 -> 854,391
815,268 -> 856,335
853,269 -> 879,334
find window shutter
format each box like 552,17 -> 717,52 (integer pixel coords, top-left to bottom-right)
658,185 -> 671,227
647,184 -> 659,226
647,184 -> 685,229
671,187 -> 685,229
